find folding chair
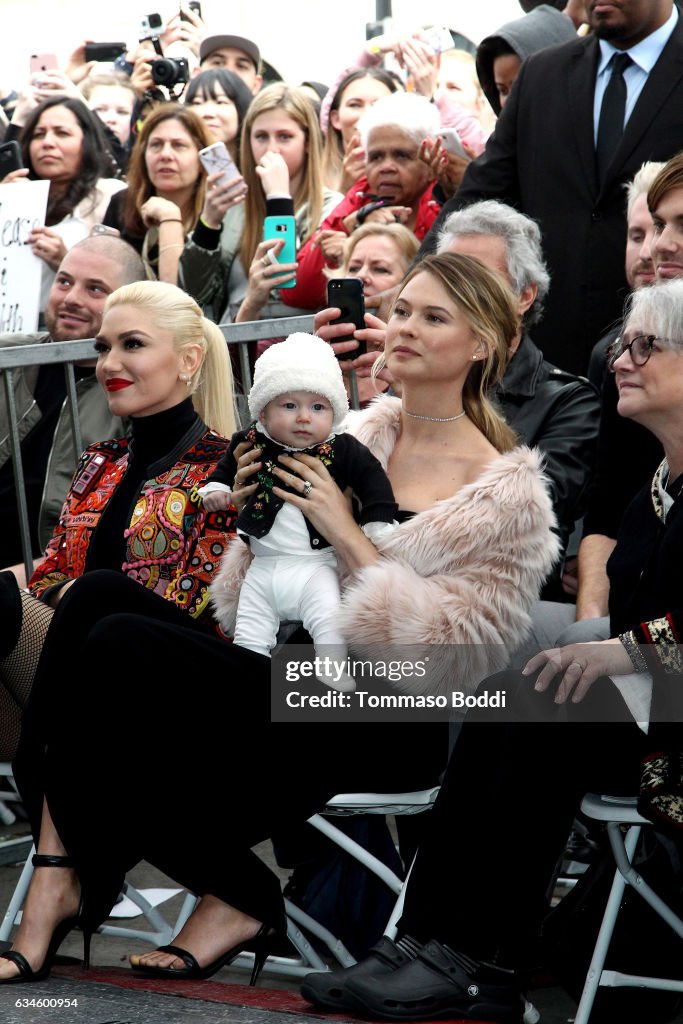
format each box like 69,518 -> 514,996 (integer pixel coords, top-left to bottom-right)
171,788 -> 440,980
0,844 -> 175,948
574,793 -> 683,1024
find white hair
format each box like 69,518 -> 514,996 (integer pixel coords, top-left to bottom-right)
357,91 -> 441,152
437,200 -> 550,326
626,279 -> 683,344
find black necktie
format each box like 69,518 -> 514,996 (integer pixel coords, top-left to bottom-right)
596,52 -> 633,183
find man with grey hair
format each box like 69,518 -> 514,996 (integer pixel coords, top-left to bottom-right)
438,200 -> 599,598
0,234 -> 146,566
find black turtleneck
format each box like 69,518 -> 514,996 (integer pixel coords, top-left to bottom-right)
85,398 -> 199,573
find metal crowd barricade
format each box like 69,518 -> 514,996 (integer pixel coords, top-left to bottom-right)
0,314 -> 316,584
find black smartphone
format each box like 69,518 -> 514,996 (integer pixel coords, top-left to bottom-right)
180,1 -> 202,20
0,141 -> 23,179
84,42 -> 127,63
327,278 -> 366,359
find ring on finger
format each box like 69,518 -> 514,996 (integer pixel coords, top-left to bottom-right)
302,480 -> 313,498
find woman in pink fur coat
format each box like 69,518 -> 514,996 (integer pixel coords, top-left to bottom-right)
2,253 -> 557,987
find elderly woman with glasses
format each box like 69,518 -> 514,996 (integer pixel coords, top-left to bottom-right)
301,277 -> 683,1022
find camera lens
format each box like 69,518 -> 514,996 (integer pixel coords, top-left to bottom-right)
150,58 -> 189,87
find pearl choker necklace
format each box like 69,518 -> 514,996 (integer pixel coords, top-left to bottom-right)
403,409 -> 466,423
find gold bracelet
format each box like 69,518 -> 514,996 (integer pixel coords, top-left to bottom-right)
159,218 -> 184,225
158,243 -> 185,254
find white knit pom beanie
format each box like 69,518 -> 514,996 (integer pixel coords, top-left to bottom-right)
248,333 -> 349,431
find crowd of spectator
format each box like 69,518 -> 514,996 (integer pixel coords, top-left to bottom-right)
2,3 -> 683,1022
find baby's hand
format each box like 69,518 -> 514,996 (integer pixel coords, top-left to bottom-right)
202,491 -> 231,512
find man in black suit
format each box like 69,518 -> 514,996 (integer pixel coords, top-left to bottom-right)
421,0 -> 683,374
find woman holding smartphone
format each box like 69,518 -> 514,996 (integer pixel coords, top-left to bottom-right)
180,83 -> 342,326
184,68 -> 252,166
103,104 -> 213,285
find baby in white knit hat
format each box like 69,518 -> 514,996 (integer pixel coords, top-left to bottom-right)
202,333 -> 397,692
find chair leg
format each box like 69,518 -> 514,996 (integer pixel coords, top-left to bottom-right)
0,844 -> 34,941
573,824 -> 641,1024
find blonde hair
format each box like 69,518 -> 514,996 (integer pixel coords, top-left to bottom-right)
325,222 -> 418,283
374,253 -> 518,453
104,282 -> 236,437
239,83 -> 325,270
341,222 -> 419,273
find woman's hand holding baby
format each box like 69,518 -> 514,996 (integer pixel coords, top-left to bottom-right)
272,453 -> 378,572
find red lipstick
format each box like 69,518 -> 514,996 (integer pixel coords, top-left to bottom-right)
105,379 -> 133,392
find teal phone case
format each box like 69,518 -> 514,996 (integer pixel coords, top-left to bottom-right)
263,215 -> 296,289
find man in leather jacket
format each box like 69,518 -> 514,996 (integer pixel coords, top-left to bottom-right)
437,200 -> 599,599
0,235 -> 144,566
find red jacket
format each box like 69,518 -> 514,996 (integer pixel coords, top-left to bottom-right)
281,176 -> 441,311
30,427 -> 236,626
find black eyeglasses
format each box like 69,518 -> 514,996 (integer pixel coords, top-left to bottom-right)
607,333 -> 669,371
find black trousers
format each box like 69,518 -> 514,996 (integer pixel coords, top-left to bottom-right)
397,670 -> 650,968
14,571 -> 447,929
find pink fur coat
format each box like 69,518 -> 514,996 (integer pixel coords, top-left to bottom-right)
211,396 -> 559,693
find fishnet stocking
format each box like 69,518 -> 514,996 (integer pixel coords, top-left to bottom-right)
0,591 -> 53,760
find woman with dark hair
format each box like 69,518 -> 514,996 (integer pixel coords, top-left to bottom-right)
1,96 -> 125,309
103,103 -> 214,284
184,68 -> 253,166
321,67 -> 400,193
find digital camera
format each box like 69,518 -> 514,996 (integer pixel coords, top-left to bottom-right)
151,57 -> 190,88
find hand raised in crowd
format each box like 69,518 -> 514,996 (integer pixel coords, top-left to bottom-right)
314,306 -> 390,379
64,43 -> 97,85
365,283 -> 401,324
28,227 -> 67,271
0,168 -> 30,185
201,169 -> 247,230
340,131 -> 366,193
342,205 -> 412,234
522,638 -> 633,704
140,196 -> 183,228
130,44 -> 156,99
399,37 -> 439,97
255,150 -> 291,196
11,71 -> 81,128
162,8 -> 206,59
419,136 -> 471,200
314,229 -> 347,267
236,238 -> 297,321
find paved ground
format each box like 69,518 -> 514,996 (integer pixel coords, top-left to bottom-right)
0,817 -> 680,1024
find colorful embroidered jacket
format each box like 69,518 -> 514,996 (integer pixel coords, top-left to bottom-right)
29,425 -> 236,624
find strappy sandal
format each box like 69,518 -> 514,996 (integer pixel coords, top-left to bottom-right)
0,854 -> 92,985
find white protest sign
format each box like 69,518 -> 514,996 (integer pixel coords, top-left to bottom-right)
0,179 -> 49,333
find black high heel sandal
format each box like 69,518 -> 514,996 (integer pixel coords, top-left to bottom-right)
130,921 -> 274,985
0,854 -> 93,985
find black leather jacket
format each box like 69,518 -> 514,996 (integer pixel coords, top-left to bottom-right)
496,333 -> 600,596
